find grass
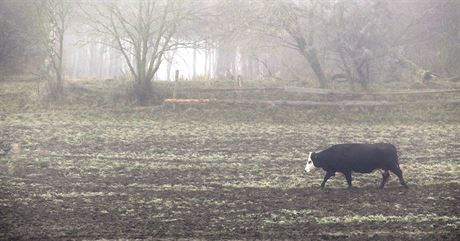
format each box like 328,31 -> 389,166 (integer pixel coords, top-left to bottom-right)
0,77 -> 459,240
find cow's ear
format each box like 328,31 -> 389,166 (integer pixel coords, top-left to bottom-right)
311,152 -> 317,160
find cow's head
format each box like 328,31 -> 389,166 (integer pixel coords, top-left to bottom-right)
305,152 -> 318,173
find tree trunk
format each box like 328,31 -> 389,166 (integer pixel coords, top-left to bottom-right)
134,78 -> 153,105
293,34 -> 328,88
216,40 -> 236,79
204,47 -> 208,80
302,48 -> 328,88
337,47 -> 356,90
209,47 -> 215,79
166,51 -> 175,81
54,29 -> 65,101
192,48 -> 197,80
166,61 -> 172,81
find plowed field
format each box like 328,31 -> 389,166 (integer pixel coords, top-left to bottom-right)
1,107 -> 459,240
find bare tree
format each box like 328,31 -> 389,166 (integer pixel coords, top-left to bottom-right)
328,1 -> 391,89
0,1 -> 22,72
83,0 -> 200,104
34,0 -> 72,101
334,0 -> 458,88
0,1 -> 40,74
251,0 -> 329,87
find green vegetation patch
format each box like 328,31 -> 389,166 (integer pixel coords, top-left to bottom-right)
315,214 -> 460,225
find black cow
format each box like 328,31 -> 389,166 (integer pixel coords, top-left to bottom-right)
305,143 -> 408,189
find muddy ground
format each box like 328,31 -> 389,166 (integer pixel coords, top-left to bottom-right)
0,107 -> 459,240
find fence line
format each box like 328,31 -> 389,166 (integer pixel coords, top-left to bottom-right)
283,86 -> 460,96
177,87 -> 283,93
164,86 -> 460,107
164,98 -> 460,107
175,86 -> 460,95
212,99 -> 460,107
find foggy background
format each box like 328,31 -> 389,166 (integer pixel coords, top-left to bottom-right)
1,0 -> 459,91
0,0 -> 459,240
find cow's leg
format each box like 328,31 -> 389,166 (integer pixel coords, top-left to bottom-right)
343,171 -> 353,189
321,171 -> 335,189
379,170 -> 390,189
390,167 -> 408,188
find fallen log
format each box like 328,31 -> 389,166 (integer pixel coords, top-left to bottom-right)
163,98 -> 210,104
447,76 -> 460,82
177,87 -> 283,93
284,86 -> 460,96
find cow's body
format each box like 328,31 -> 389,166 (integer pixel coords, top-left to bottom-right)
305,143 -> 408,189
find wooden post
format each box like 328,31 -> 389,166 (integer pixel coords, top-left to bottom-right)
173,70 -> 179,110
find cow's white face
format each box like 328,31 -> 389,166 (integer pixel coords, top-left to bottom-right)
305,152 -> 317,173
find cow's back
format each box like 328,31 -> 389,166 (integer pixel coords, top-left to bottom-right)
318,143 -> 397,173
